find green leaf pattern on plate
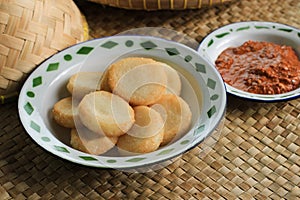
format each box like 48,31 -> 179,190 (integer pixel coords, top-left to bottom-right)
157,148 -> 174,156
47,62 -> 59,71
100,41 -> 118,49
30,121 -> 40,133
207,106 -> 217,118
140,41 -> 157,50
194,124 -> 205,136
215,32 -> 230,38
32,76 -> 42,87
54,146 -> 70,153
106,159 -> 117,163
41,137 -> 50,142
77,46 -> 94,54
26,91 -> 35,98
207,78 -> 216,90
125,40 -> 134,47
236,26 -> 250,31
64,54 -> 72,61
195,63 -> 206,73
180,140 -> 190,145
24,102 -> 34,115
165,48 -> 180,56
184,55 -> 192,62
277,28 -> 293,32
210,94 -> 219,101
126,157 -> 146,162
207,39 -> 214,47
254,26 -> 270,29
79,156 -> 98,161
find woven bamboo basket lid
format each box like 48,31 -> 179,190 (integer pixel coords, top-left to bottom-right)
88,0 -> 233,10
0,0 -> 89,95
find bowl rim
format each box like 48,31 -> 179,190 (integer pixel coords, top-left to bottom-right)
18,35 -> 227,169
198,20 -> 300,102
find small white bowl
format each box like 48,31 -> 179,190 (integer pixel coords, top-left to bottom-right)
198,21 -> 300,102
18,35 -> 226,169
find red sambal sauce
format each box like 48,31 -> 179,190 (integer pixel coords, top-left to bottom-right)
215,40 -> 300,94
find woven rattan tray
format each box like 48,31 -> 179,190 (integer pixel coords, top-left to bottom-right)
0,0 -> 299,199
88,0 -> 233,10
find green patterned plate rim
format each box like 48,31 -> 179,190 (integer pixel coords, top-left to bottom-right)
198,21 -> 300,102
18,35 -> 226,168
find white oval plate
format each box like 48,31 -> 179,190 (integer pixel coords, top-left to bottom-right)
198,21 -> 300,102
18,35 -> 226,168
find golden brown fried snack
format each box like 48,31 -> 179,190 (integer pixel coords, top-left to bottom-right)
163,63 -> 181,96
67,72 -> 102,99
107,57 -> 167,105
117,106 -> 164,154
70,128 -> 118,155
151,94 -> 192,146
99,68 -> 111,92
78,91 -> 135,137
52,97 -> 78,128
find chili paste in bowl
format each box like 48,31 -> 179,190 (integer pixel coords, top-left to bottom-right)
198,21 -> 300,102
215,40 -> 300,95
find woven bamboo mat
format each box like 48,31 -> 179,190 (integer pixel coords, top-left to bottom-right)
1,0 -> 300,199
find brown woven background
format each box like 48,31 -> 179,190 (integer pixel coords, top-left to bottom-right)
1,0 -> 300,199
87,0 -> 233,10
